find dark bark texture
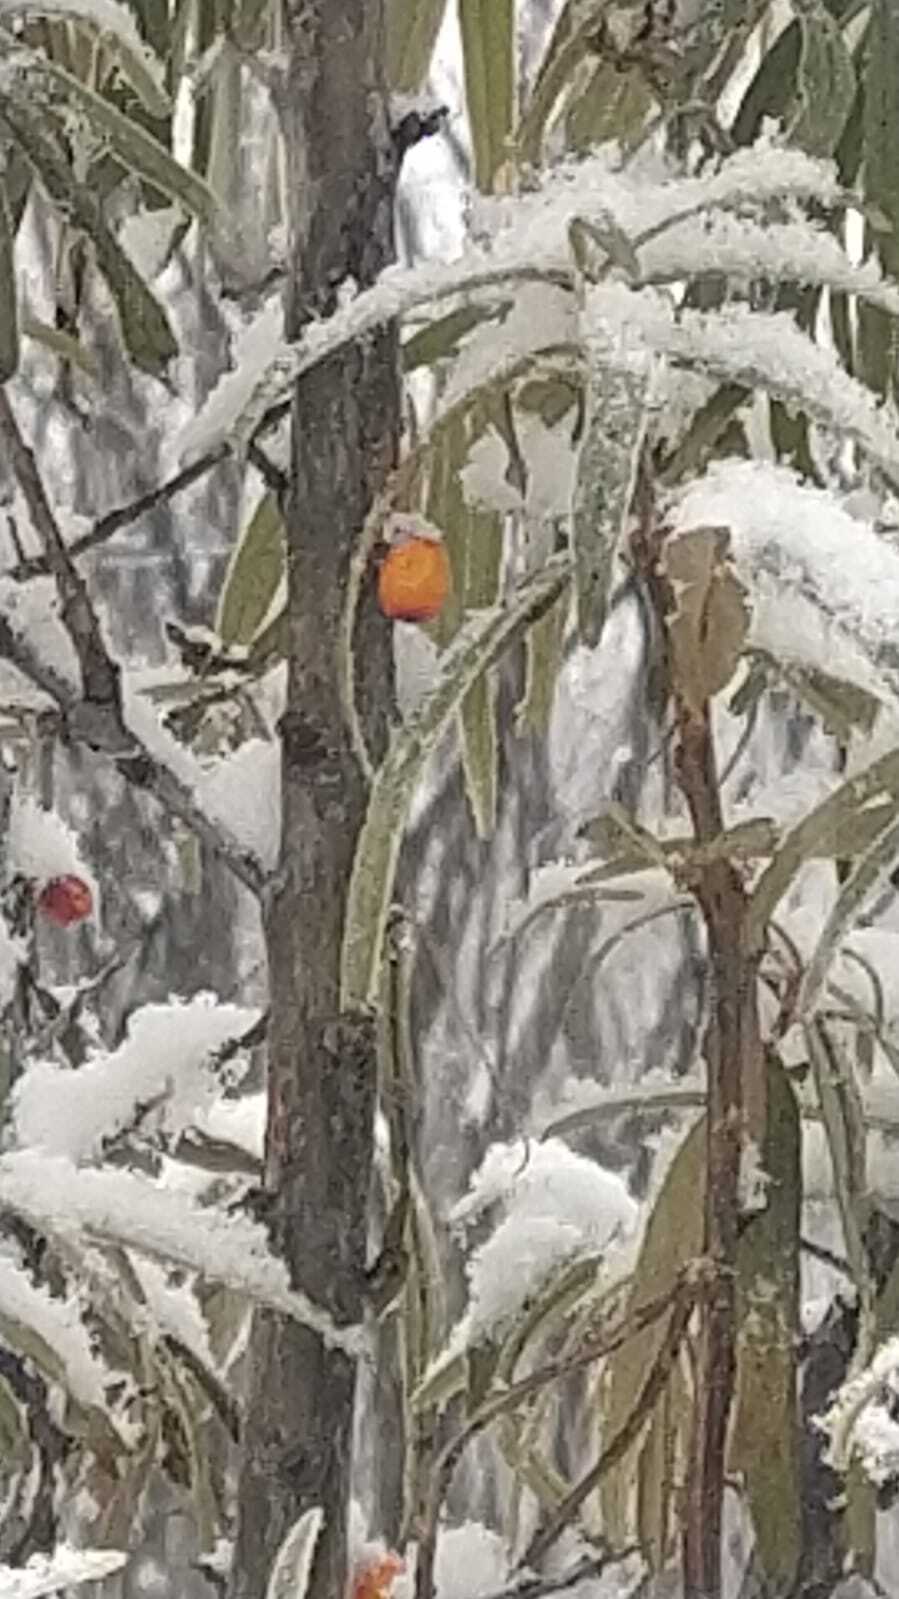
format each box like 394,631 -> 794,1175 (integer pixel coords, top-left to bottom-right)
230,6 -> 400,1599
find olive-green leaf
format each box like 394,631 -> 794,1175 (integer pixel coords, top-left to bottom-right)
0,92 -> 177,377
459,505 -> 504,839
515,593 -> 567,736
862,0 -> 899,396
729,1052 -> 801,1594
216,492 -> 286,649
0,179 -> 19,383
790,0 -> 856,156
21,315 -> 99,378
565,58 -> 652,156
341,554 -> 571,1010
601,1116 -> 704,1549
403,303 -> 511,374
0,1 -> 169,116
458,0 -> 515,192
31,51 -> 219,225
573,286 -> 653,648
663,526 -> 750,715
386,0 -> 447,93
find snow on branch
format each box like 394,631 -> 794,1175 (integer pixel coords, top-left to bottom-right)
0,1152 -> 364,1356
668,459 -> 899,711
176,142 -> 844,465
12,996 -> 260,1163
0,1254 -> 118,1416
587,283 -> 899,490
818,1333 -> 899,1476
0,1547 -> 127,1599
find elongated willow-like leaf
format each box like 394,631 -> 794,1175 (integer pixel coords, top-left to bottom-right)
862,0 -> 899,399
0,91 -> 177,377
216,491 -> 285,649
386,0 -> 446,92
573,281 -> 654,648
601,1116 -> 703,1552
0,0 -> 169,114
458,0 -> 514,191
790,0 -> 856,156
0,178 -> 18,382
805,1020 -> 871,1307
341,554 -> 571,1010
747,744 -> 899,951
265,1508 -> 324,1599
10,41 -> 219,224
729,1052 -> 801,1595
796,808 -> 899,1022
516,0 -> 610,167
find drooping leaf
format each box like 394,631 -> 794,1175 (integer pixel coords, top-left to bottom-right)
565,58 -> 653,155
403,303 -> 510,374
572,283 -> 653,648
789,0 -> 856,156
0,92 -> 177,377
0,0 -> 169,115
386,0 -> 447,92
340,554 -> 571,1010
21,315 -> 99,378
747,743 -> 899,950
265,1507 -> 324,1599
663,526 -> 750,715
0,178 -> 19,382
515,592 -> 567,735
601,1116 -> 704,1550
862,0 -> 899,397
216,492 -> 286,649
729,1052 -> 801,1594
458,0 -> 515,191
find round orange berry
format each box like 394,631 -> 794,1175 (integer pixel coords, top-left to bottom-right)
377,534 -> 450,624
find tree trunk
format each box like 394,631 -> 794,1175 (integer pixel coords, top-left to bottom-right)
229,6 -> 400,1598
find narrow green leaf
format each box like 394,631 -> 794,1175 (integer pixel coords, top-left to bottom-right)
790,0 -> 856,156
386,0 -> 447,92
862,0 -> 899,396
601,1116 -> 704,1549
458,496 -> 504,839
564,58 -> 652,155
0,179 -> 19,382
340,554 -> 571,1010
0,0 -> 169,115
572,284 -> 653,648
516,0 -> 605,167
403,303 -> 511,374
515,592 -> 567,735
747,743 -> 899,950
729,1053 -> 801,1594
458,0 -> 515,191
21,314 -> 98,378
0,92 -> 177,377
31,51 -> 219,224
797,806 -> 899,1021
216,491 -> 286,649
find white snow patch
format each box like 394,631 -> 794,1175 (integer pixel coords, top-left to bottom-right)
13,996 -> 258,1163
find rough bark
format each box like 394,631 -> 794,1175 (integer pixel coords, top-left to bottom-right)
229,6 -> 400,1599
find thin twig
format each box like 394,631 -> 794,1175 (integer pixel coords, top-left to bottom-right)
520,1281 -> 697,1570
413,1274 -> 690,1599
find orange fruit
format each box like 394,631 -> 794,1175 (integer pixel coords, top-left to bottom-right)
349,1552 -> 404,1599
377,534 -> 450,624
37,875 -> 93,927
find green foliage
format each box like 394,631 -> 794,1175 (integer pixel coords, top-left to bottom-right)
216,492 -> 286,650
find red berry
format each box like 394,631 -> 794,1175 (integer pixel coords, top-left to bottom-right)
377,535 -> 451,623
37,875 -> 93,928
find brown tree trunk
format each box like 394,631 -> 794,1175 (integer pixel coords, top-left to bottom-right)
229,6 -> 400,1598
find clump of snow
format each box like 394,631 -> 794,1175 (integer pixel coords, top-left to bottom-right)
443,1136 -> 636,1352
0,577 -> 80,692
393,1525 -> 506,1599
0,1151 -> 360,1353
0,922 -> 25,1010
195,737 -> 281,872
0,1252 -> 121,1417
176,297 -> 286,465
0,1546 -> 127,1599
669,460 -> 899,711
12,996 -> 259,1164
7,796 -> 99,909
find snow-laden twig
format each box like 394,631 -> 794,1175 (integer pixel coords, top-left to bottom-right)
0,1548 -> 127,1599
0,1152 -> 364,1356
818,1332 -> 899,1473
176,143 -> 844,465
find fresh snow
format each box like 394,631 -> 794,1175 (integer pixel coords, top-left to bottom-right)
12,996 -> 259,1163
0,1152 -> 363,1355
0,1548 -> 127,1599
670,459 -> 899,713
